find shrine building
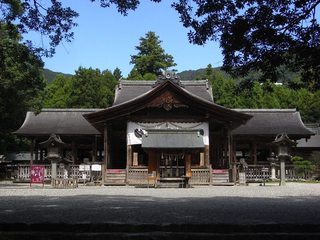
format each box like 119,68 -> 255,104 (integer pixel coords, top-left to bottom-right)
15,72 -> 314,185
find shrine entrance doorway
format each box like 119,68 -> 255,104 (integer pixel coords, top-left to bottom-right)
159,153 -> 185,178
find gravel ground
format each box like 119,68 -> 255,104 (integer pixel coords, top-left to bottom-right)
0,182 -> 320,225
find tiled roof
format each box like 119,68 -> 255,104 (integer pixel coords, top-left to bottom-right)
297,124 -> 320,148
113,80 -> 213,105
14,109 -> 102,136
232,109 -> 314,138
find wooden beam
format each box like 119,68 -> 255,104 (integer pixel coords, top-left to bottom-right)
104,126 -> 109,168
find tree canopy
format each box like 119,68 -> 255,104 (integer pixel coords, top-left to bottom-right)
201,64 -> 320,123
43,67 -> 118,108
0,23 -> 45,152
2,1 -> 319,87
130,31 -> 176,76
173,1 -> 320,86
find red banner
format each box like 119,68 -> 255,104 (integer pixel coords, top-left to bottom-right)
30,166 -> 45,184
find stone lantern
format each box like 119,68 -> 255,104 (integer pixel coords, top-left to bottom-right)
39,134 -> 66,180
273,133 -> 296,186
267,152 -> 277,180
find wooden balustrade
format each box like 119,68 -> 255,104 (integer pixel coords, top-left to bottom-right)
189,168 -> 211,185
16,164 -> 99,182
245,164 -> 297,181
127,167 -> 148,185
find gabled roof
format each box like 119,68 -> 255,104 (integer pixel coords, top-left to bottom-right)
85,80 -> 251,128
232,109 -> 314,138
14,109 -> 102,136
113,80 -> 214,105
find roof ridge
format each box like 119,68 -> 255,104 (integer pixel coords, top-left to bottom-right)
233,108 -> 297,112
120,80 -> 209,86
40,108 -> 104,112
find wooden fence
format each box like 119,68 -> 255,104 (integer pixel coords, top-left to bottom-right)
189,168 -> 211,185
127,167 -> 148,185
245,164 -> 297,182
16,164 -> 99,182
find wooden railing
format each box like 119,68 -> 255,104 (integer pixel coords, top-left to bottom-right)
17,164 -> 52,181
16,164 -> 99,182
127,167 -> 148,185
245,165 -> 271,181
245,164 -> 297,181
189,167 -> 211,185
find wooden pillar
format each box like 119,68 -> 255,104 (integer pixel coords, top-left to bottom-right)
227,129 -> 236,183
200,152 -> 205,167
148,151 -> 157,174
204,145 -> 210,167
185,154 -> 192,177
35,140 -> 39,162
126,145 -> 132,168
104,125 -> 109,168
253,142 -> 257,165
92,136 -> 97,163
71,140 -> 77,164
40,149 -> 43,161
133,152 -> 138,166
30,138 -> 35,166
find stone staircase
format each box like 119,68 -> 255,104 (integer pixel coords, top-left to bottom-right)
157,178 -> 187,188
212,169 -> 234,186
104,169 -> 126,185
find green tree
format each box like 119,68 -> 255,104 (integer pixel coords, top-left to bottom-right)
44,67 -> 117,108
127,68 -> 144,80
0,23 -> 45,152
43,75 -> 72,108
113,67 -> 122,80
207,69 -> 239,108
0,0 -> 78,56
130,31 -> 176,76
291,156 -> 316,179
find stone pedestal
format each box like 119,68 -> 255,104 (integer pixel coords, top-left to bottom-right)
279,157 -> 286,186
270,164 -> 277,180
51,161 -> 57,179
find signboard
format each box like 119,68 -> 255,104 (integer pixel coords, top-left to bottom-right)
91,164 -> 101,171
30,166 -> 45,184
79,164 -> 90,171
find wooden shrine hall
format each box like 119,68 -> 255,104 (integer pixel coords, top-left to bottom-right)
15,72 -> 314,186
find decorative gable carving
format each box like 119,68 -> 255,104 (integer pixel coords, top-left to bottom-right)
147,91 -> 189,111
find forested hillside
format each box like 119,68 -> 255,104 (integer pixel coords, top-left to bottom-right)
43,69 -> 72,83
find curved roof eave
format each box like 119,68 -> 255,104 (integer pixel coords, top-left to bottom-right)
84,80 -> 251,125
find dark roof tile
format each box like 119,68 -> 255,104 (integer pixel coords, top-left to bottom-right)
232,109 -> 314,138
14,109 -> 102,136
113,80 -> 213,105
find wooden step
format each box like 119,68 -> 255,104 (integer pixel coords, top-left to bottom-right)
212,169 -> 230,184
104,169 -> 126,185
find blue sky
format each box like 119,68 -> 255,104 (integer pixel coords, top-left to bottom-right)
26,1 -> 223,77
